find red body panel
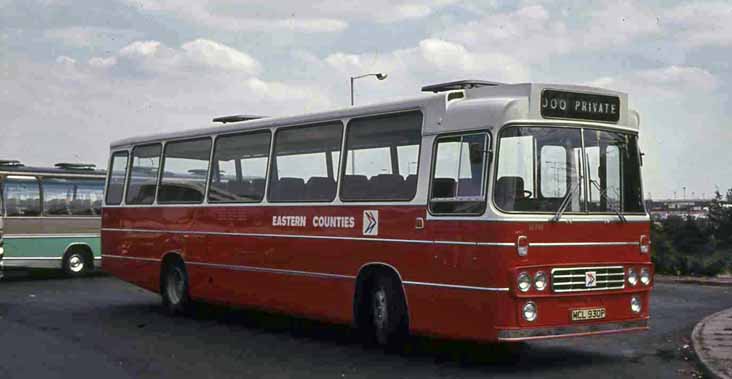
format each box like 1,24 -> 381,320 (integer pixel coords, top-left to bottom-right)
102,205 -> 652,341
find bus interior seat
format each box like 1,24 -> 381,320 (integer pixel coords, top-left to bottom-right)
458,178 -> 481,196
3,198 -> 18,215
342,175 -> 369,198
91,200 -> 102,214
369,174 -> 404,198
71,199 -> 92,215
432,178 -> 456,198
305,177 -> 336,200
250,179 -> 266,197
46,199 -> 69,215
271,177 -> 306,201
106,187 -> 123,203
403,174 -> 418,198
129,183 -> 157,204
226,181 -> 252,198
495,176 -> 524,210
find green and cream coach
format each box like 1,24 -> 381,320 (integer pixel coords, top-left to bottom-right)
0,160 -> 105,277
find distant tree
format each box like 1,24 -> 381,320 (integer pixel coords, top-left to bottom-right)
727,188 -> 732,203
709,189 -> 732,249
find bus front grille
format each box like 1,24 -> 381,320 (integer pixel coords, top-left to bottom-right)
551,266 -> 625,293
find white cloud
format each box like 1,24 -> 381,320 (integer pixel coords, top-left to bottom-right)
88,56 -> 117,68
125,0 -> 348,33
582,1 -> 662,48
436,5 -> 573,61
0,52 -> 333,168
181,39 -> 260,74
117,39 -> 260,75
587,65 -> 719,98
55,55 -> 76,65
123,0 -> 457,32
323,38 -> 528,105
664,2 -> 732,48
44,26 -> 142,48
119,40 -> 161,57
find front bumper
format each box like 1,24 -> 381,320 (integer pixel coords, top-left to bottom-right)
497,319 -> 648,341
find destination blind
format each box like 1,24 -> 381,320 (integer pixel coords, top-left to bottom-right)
540,89 -> 621,123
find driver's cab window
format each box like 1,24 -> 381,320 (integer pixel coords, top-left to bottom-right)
495,127 -> 584,213
429,132 -> 489,215
540,145 -> 567,198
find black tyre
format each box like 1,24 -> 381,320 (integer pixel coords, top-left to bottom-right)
367,274 -> 408,347
63,250 -> 92,277
161,260 -> 193,315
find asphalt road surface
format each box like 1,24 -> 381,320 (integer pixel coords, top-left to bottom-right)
1,272 -> 730,379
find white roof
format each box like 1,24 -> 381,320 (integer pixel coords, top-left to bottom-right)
110,82 -> 639,149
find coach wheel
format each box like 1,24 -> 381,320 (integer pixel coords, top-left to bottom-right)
369,274 -> 408,347
63,251 -> 91,277
162,260 -> 192,315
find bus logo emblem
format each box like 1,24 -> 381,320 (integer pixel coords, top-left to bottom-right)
585,271 -> 597,287
363,210 -> 379,236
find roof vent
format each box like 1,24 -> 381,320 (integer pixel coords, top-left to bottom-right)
0,160 -> 23,167
212,115 -> 266,124
55,163 -> 96,170
421,80 -> 504,93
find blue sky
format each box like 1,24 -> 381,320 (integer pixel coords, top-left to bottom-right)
1,0 -> 730,199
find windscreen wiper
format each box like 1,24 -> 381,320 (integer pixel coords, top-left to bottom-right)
551,180 -> 580,223
589,179 -> 626,223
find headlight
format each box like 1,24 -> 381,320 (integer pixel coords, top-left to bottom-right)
640,268 -> 651,285
631,296 -> 642,313
627,268 -> 638,286
522,301 -> 537,321
517,271 -> 531,292
534,271 -> 547,291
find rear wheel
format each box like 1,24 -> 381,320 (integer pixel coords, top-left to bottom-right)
63,251 -> 91,277
161,260 -> 192,315
368,274 -> 408,347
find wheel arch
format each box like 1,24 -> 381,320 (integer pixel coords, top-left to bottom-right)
159,251 -> 185,293
62,242 -> 95,270
353,262 -> 410,330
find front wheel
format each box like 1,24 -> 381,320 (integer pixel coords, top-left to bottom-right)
63,251 -> 91,277
161,261 -> 193,315
369,275 -> 408,347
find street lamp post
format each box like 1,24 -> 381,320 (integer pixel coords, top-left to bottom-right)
350,73 -> 388,106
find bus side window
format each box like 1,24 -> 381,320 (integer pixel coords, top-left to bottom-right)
268,122 -> 343,202
126,144 -> 162,205
208,131 -> 271,203
43,177 -> 105,216
106,151 -> 129,205
429,133 -> 488,215
158,138 -> 212,204
3,176 -> 42,217
340,111 -> 422,201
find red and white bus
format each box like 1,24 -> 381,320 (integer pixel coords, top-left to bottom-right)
102,80 -> 652,344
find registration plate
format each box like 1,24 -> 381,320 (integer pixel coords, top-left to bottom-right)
571,308 -> 606,321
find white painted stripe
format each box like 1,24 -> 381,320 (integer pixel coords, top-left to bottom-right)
531,241 -> 639,247
2,234 -> 100,239
187,261 -> 356,280
102,227 -> 440,245
101,254 -> 509,293
100,227 -> 637,248
102,254 -> 160,262
2,257 -> 61,260
403,280 -> 510,292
